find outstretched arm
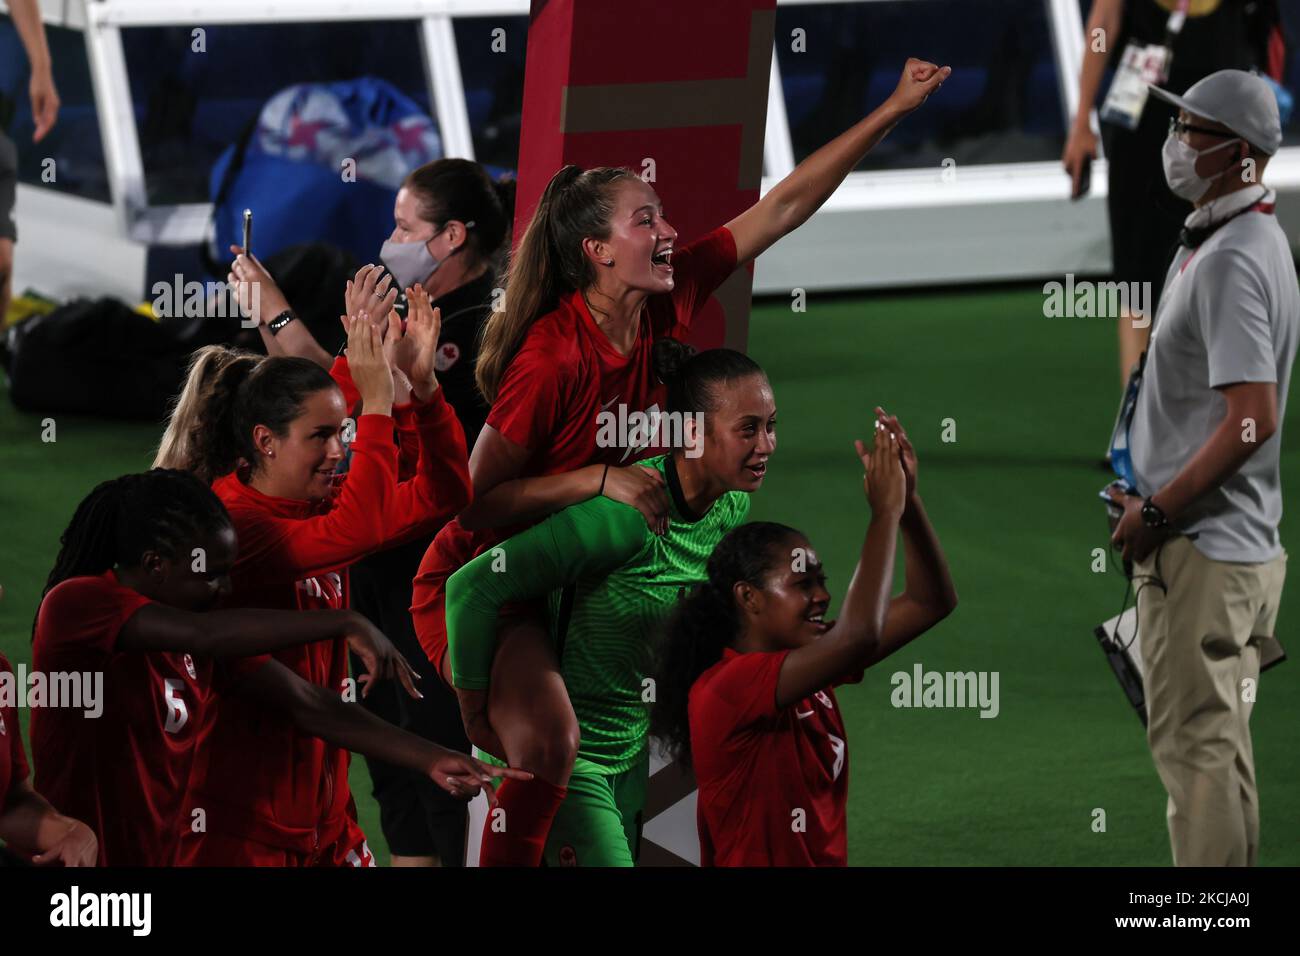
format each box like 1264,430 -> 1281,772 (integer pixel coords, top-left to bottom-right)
775,423 -> 906,708
237,660 -> 531,806
866,409 -> 958,666
118,605 -> 420,698
726,58 -> 949,267
776,412 -> 956,707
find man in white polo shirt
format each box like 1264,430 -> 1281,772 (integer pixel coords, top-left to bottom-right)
1110,69 -> 1297,867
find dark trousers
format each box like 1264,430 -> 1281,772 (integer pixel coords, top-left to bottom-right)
348,535 -> 471,864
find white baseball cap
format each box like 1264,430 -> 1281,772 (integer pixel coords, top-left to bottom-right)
1149,69 -> 1282,155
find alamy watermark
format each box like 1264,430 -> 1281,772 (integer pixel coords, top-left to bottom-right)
1043,274 -> 1151,326
152,274 -> 259,327
890,662 -> 999,718
0,665 -> 103,718
596,402 -> 704,462
50,886 -> 151,936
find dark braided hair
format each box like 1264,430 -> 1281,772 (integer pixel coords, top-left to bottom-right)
651,339 -> 766,419
34,469 -> 233,636
650,521 -> 803,768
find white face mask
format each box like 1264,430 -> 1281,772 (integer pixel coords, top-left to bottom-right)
378,220 -> 474,291
380,228 -> 443,291
1161,134 -> 1242,202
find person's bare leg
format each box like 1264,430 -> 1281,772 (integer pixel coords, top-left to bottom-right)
489,618 -> 579,786
0,238 -> 14,325
390,854 -> 437,867
474,617 -> 578,866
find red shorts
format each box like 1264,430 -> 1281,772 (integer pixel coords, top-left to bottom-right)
411,570 -> 453,684
413,521 -> 546,686
174,816 -> 374,867
321,817 -> 376,868
174,822 -> 377,868
412,521 -> 473,683
176,830 -> 306,867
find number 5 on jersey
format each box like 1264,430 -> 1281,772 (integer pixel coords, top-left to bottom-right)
163,678 -> 190,734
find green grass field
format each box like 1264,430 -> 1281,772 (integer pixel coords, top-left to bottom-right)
2,284 -> 1296,866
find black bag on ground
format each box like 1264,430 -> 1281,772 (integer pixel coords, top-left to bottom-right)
2,297 -> 190,421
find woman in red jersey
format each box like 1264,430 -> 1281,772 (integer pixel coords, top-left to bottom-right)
225,159 -> 513,867
652,412 -> 957,866
1,653 -> 97,867
29,469 -> 509,867
413,59 -> 951,865
170,295 -> 493,866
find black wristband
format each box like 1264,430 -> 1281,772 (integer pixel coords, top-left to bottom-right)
1141,497 -> 1169,529
267,309 -> 296,335
599,464 -> 609,497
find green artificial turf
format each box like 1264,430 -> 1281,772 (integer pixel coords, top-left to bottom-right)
744,286 -> 1298,866
2,283 -> 1296,866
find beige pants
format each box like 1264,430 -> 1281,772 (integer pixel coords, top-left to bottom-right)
1134,535 -> 1287,866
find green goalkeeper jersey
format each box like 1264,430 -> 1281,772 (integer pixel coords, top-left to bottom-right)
445,453 -> 749,775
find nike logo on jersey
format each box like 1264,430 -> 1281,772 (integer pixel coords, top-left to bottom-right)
296,571 -> 344,607
796,709 -> 814,719
829,732 -> 846,781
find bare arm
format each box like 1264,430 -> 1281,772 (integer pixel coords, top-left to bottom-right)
242,661 -> 443,772
9,0 -> 59,142
1112,382 -> 1278,561
1151,381 -> 1278,520
457,425 -> 670,533
775,425 -> 906,709
255,322 -> 284,357
1075,0 -> 1123,129
119,604 -> 367,657
866,493 -> 958,668
237,661 -> 530,800
0,781 -> 97,866
264,316 -> 333,367
118,604 -> 421,698
1063,0 -> 1122,193
726,58 -> 949,267
8,0 -> 50,70
228,244 -> 333,367
775,410 -> 955,706
457,426 -> 601,529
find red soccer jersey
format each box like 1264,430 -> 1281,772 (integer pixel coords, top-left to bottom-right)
183,394 -> 469,862
0,654 -> 31,820
30,572 -> 207,866
690,647 -> 859,867
412,225 -> 738,673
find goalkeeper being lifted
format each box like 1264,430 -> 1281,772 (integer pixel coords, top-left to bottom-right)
445,341 -> 772,865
